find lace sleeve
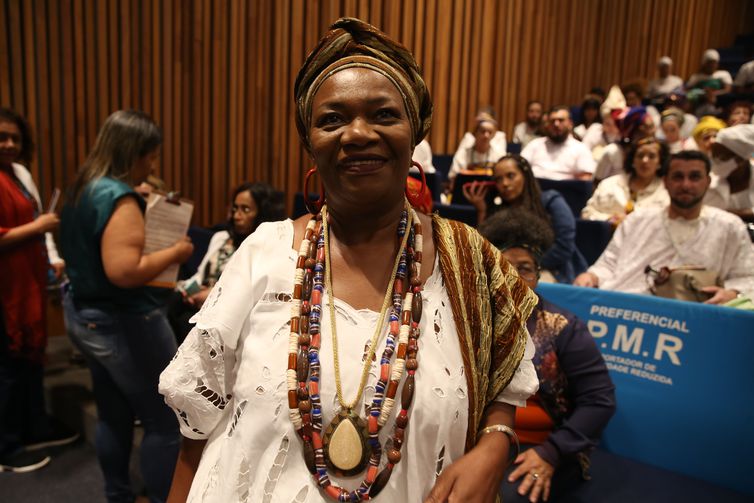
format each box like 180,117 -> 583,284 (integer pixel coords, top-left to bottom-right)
159,327 -> 237,439
158,221 -> 293,438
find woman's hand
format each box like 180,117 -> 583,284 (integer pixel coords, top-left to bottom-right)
50,260 -> 66,280
461,181 -> 489,211
186,287 -> 210,308
508,449 -> 555,502
607,213 -> 626,227
425,436 -> 508,503
34,212 -> 60,233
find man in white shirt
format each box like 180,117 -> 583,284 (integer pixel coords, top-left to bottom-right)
648,56 -> 684,100
512,101 -> 544,148
521,106 -> 595,180
574,151 -> 754,304
687,49 -> 733,95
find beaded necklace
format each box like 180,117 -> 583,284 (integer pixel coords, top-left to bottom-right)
287,203 -> 424,501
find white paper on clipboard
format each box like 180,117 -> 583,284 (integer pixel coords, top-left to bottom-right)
143,192 -> 194,288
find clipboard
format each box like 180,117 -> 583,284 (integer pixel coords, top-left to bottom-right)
143,190 -> 194,288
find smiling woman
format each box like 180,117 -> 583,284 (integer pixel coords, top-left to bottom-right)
308,68 -> 414,213
160,18 -> 539,503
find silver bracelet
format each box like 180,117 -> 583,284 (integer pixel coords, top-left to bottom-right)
476,424 -> 520,463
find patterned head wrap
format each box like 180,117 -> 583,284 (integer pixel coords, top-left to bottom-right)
612,106 -> 648,142
294,18 -> 432,150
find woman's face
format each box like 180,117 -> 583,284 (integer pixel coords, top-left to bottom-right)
501,247 -> 538,290
0,120 -> 23,167
697,131 -> 717,154
232,190 -> 258,235
474,121 -> 497,152
583,107 -> 599,124
493,159 -> 525,203
308,68 -> 412,211
602,115 -> 619,141
661,120 -> 680,143
728,106 -> 751,127
132,149 -> 159,185
632,142 -> 662,180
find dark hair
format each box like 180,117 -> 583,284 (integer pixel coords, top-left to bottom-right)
492,155 -> 549,221
579,96 -> 603,126
478,207 -> 554,263
229,182 -> 285,247
590,87 -> 607,101
725,100 -> 752,119
0,107 -> 35,165
621,81 -> 645,100
526,100 -> 543,110
623,138 -> 670,177
668,150 -> 711,174
548,104 -> 570,117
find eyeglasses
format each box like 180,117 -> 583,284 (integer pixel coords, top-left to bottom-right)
232,205 -> 255,215
514,264 -> 540,281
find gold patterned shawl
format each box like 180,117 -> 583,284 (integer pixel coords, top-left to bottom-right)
433,215 -> 538,451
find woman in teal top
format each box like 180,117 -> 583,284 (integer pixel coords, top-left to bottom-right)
60,110 -> 193,503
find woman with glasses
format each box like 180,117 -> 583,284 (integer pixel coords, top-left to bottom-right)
480,208 -> 616,503
463,154 -> 587,283
178,182 -> 284,309
169,182 -> 284,341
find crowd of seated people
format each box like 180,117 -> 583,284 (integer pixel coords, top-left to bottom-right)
410,46 -> 754,298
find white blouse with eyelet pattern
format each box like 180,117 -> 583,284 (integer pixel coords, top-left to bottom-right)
159,219 -> 538,502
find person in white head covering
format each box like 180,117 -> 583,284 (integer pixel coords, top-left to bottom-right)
705,124 -> 754,222
687,49 -> 733,95
449,107 -> 507,181
648,56 -> 684,100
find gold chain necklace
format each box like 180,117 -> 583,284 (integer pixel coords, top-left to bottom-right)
321,204 -> 413,411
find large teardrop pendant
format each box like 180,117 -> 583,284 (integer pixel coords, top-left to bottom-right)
322,409 -> 371,476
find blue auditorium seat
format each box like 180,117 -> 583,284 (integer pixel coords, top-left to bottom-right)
575,219 -> 613,266
181,226 -> 216,279
432,154 -> 453,182
506,142 -> 522,155
536,178 -> 593,218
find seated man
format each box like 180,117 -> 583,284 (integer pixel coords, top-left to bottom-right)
574,151 -> 754,304
522,105 -> 595,180
512,100 -> 545,148
687,49 -> 733,96
648,56 -> 684,102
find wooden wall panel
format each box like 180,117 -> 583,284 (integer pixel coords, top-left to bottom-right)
2,0 -> 753,226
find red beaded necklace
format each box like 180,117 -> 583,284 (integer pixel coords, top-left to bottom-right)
286,204 -> 424,501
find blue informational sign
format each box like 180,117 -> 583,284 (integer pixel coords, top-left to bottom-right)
536,283 -> 754,496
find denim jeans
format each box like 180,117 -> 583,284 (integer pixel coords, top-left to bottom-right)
63,293 -> 179,503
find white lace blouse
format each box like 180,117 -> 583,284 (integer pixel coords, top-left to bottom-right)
159,220 -> 538,502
